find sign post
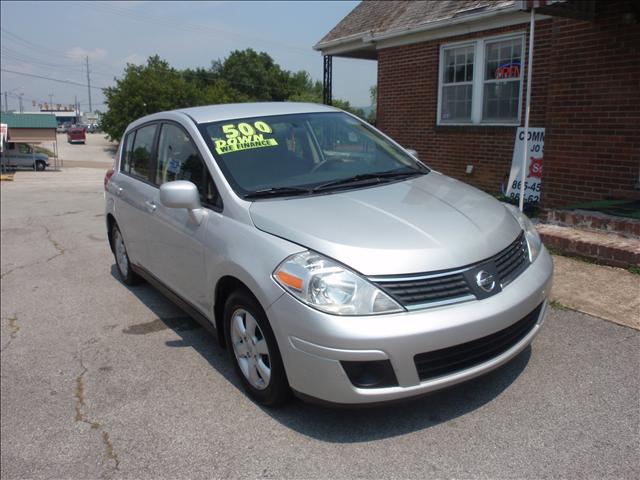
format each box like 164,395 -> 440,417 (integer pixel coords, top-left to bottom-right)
519,6 -> 536,211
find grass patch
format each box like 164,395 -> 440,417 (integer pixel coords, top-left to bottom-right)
628,266 -> 640,276
549,299 -> 569,310
561,199 -> 640,220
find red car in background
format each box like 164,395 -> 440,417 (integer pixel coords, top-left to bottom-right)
67,126 -> 86,144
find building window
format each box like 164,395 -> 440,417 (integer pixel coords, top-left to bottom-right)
438,34 -> 524,126
441,44 -> 474,123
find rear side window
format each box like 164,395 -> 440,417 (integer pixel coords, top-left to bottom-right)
130,124 -> 157,180
121,132 -> 135,172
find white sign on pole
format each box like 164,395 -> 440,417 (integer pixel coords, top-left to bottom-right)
506,127 -> 544,204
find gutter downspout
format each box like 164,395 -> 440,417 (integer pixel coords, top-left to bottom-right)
519,7 -> 536,212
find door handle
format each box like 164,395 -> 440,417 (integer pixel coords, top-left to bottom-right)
144,200 -> 157,213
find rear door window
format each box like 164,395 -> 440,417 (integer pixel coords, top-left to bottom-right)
130,124 -> 157,181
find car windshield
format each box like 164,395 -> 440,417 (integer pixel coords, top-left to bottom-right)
199,112 -> 428,198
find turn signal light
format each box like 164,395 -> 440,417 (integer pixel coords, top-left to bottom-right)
276,270 -> 303,291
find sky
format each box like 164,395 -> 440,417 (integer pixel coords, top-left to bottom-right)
0,0 -> 377,113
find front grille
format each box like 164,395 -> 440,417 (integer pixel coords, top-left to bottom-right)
494,232 -> 529,287
371,273 -> 472,307
370,232 -> 529,309
414,303 -> 543,381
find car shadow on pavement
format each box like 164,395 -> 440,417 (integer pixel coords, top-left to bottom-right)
112,265 -> 532,443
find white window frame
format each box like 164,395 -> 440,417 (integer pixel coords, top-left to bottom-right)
437,32 -> 525,127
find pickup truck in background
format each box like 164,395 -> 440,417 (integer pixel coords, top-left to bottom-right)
1,142 -> 49,171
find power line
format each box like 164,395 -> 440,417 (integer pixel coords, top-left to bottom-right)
0,44 -> 118,78
0,49 -> 89,74
1,68 -> 107,90
0,50 -> 117,80
0,27 -> 126,71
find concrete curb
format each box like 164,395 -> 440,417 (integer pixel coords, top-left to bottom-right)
538,223 -> 640,269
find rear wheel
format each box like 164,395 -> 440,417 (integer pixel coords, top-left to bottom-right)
112,223 -> 142,285
224,290 -> 290,406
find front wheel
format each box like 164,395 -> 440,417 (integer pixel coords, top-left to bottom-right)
36,161 -> 46,171
224,290 -> 290,406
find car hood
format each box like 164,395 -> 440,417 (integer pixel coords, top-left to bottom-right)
249,172 -> 521,276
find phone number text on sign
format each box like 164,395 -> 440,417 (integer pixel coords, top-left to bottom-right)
506,128 -> 545,204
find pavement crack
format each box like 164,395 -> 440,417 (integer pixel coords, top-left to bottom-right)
42,225 -> 65,262
0,225 -> 66,278
73,352 -> 120,473
1,314 -> 20,352
101,431 -> 120,470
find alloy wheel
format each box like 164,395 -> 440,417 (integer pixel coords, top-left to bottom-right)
113,228 -> 129,275
230,308 -> 271,390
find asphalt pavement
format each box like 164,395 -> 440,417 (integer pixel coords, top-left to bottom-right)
1,168 -> 639,479
43,132 -> 117,170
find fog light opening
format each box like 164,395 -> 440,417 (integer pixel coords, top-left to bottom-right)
341,360 -> 398,389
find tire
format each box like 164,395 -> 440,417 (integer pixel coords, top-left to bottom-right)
111,223 -> 142,285
224,289 -> 290,406
36,161 -> 46,171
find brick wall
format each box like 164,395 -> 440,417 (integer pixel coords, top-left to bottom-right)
376,0 -> 640,208
542,1 -> 640,206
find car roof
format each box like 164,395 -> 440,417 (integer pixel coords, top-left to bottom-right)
132,102 -> 342,127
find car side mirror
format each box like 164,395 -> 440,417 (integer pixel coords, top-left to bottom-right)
406,148 -> 419,159
159,180 -> 206,224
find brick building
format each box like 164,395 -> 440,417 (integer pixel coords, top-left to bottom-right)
315,0 -> 640,208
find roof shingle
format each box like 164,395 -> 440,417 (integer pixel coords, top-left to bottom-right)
316,0 -> 516,48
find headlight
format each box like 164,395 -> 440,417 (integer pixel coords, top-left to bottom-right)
504,204 -> 542,262
273,251 -> 404,316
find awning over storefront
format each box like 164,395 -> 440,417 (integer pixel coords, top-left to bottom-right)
7,128 -> 56,143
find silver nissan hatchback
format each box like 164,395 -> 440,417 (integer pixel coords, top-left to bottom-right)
104,103 -> 553,406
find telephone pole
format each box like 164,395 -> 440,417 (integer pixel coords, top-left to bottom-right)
85,56 -> 93,113
4,92 -> 8,112
48,94 -> 53,111
18,94 -> 24,113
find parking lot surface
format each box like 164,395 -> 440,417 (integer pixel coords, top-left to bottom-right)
1,168 -> 639,479
51,132 -> 117,169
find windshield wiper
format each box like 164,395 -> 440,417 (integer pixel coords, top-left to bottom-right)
243,186 -> 312,199
311,169 -> 424,193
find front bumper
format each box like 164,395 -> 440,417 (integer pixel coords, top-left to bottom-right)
267,247 -> 554,405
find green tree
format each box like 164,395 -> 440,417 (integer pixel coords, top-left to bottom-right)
101,56 -> 244,141
367,84 -> 377,124
288,90 -> 367,120
101,50 -> 373,140
212,48 -> 291,101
